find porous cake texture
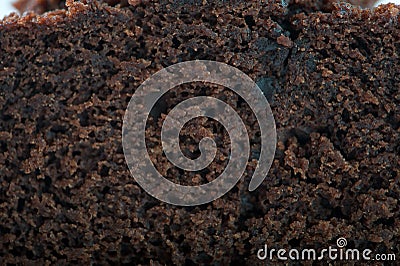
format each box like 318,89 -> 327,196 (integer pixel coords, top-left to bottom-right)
11,0 -> 380,14
0,0 -> 399,264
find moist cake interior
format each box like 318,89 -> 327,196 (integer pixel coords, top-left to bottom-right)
0,0 -> 399,264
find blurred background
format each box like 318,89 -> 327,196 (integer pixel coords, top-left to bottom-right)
375,0 -> 400,5
1,0 -> 400,19
1,1 -> 17,18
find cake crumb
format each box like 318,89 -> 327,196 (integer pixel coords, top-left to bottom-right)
277,35 -> 293,47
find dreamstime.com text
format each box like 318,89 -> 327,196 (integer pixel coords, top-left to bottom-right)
257,238 -> 396,261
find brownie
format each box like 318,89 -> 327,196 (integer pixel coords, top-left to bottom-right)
0,0 -> 399,265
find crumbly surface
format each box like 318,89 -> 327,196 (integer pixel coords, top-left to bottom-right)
0,0 -> 399,265
12,0 -> 378,14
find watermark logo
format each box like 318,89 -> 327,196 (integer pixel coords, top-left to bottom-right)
122,60 -> 276,206
336,237 -> 347,248
257,237 -> 396,261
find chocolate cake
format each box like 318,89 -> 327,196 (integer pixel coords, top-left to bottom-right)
0,0 -> 399,264
12,0 -> 379,14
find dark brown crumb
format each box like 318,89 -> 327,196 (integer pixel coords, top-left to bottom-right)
11,0 -> 379,15
0,0 -> 399,265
